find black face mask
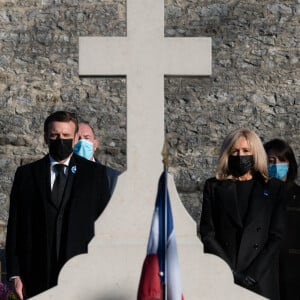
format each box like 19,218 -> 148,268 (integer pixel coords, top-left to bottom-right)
49,138 -> 73,161
228,155 -> 254,177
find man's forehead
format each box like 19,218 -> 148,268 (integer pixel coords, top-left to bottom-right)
49,121 -> 76,130
78,124 -> 93,135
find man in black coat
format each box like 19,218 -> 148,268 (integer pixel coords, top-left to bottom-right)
6,111 -> 110,299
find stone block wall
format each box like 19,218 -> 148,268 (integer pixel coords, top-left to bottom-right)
0,0 -> 127,249
165,0 -> 300,223
0,0 -> 299,250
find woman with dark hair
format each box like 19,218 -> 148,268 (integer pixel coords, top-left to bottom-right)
264,139 -> 300,300
200,128 -> 286,299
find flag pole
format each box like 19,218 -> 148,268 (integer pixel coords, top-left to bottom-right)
162,141 -> 169,171
161,142 -> 169,300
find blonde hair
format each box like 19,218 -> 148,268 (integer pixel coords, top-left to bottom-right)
216,128 -> 268,181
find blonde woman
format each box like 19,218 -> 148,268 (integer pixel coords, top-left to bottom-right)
200,128 -> 286,300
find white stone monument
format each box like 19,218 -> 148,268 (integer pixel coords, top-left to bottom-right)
34,0 -> 263,299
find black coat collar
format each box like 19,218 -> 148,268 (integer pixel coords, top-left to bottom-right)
215,174 -> 268,228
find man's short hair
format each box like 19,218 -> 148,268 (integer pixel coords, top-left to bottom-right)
78,120 -> 96,137
44,111 -> 79,136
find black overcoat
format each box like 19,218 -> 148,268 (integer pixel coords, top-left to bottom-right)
200,175 -> 286,300
6,154 -> 110,298
279,182 -> 300,299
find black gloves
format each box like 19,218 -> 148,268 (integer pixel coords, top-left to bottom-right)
243,275 -> 256,287
233,271 -> 257,287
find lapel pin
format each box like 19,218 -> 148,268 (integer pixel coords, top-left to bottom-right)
71,165 -> 77,174
263,189 -> 269,197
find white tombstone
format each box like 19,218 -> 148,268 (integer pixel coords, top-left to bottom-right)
34,0 -> 263,299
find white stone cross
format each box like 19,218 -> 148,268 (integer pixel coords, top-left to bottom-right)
34,0 -> 262,298
79,0 -> 211,177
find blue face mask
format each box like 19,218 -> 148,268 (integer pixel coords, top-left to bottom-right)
268,163 -> 289,180
73,139 -> 94,160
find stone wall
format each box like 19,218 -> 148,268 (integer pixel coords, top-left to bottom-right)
0,0 -> 299,251
165,0 -> 300,224
0,0 -> 127,249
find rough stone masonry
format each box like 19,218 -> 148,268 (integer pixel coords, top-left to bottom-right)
0,0 -> 299,251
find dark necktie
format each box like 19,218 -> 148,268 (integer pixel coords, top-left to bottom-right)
51,164 -> 67,207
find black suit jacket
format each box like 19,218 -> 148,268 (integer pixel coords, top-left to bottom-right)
6,154 -> 110,298
94,158 -> 120,196
200,174 -> 286,299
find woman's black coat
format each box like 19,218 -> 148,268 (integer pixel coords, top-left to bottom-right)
279,182 -> 300,299
200,175 -> 286,299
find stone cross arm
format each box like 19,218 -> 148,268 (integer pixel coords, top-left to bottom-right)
79,36 -> 211,76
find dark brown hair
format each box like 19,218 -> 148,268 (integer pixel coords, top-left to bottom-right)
44,111 -> 78,136
264,138 -> 298,184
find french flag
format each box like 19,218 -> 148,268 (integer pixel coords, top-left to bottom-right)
137,171 -> 184,300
